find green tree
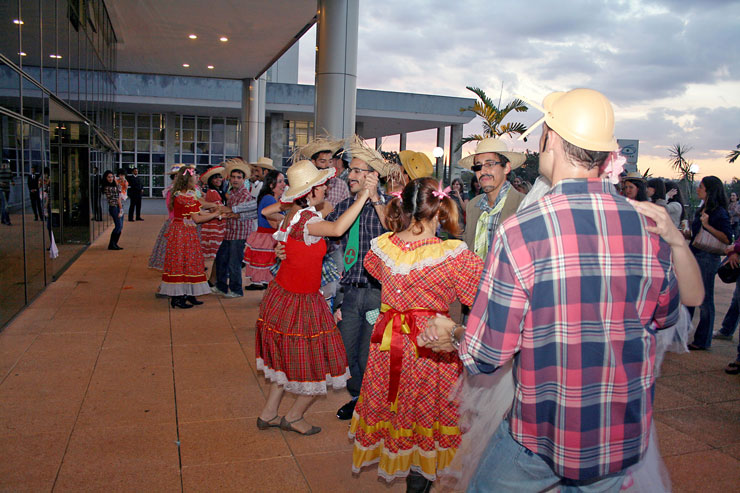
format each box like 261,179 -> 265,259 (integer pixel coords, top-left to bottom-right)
728,143 -> 740,164
457,86 -> 528,150
511,151 -> 540,185
669,143 -> 698,220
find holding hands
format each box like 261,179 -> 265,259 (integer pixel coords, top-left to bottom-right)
417,314 -> 459,353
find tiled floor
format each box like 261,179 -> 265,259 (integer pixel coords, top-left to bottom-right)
0,216 -> 738,492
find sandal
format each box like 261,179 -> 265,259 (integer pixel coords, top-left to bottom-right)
280,416 -> 321,436
725,361 -> 740,375
256,415 -> 281,430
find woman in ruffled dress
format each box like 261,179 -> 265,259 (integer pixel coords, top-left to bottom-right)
148,165 -> 183,270
349,178 -> 483,492
243,169 -> 286,289
255,160 -> 370,436
158,166 -> 221,309
199,166 -> 227,283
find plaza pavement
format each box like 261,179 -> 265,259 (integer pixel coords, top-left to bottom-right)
0,216 -> 738,492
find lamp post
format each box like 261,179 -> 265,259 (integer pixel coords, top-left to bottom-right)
433,146 -> 444,180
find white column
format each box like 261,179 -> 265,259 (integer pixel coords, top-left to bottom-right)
257,75 -> 266,157
314,0 -> 359,140
241,78 -> 262,162
449,124 -> 463,179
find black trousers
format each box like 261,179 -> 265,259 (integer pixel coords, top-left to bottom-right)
128,193 -> 142,220
29,190 -> 42,219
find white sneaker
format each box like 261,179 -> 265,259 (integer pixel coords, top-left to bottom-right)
223,291 -> 243,298
211,286 -> 227,296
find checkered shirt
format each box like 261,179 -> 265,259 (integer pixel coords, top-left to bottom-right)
327,194 -> 389,285
225,185 -> 254,240
475,180 -> 512,248
460,178 -> 680,481
326,176 -> 350,207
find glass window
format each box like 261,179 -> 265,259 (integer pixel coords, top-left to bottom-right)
0,61 -> 22,115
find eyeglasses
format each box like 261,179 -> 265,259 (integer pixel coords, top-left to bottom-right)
471,160 -> 504,172
348,167 -> 373,174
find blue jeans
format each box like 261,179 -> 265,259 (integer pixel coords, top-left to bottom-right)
338,285 -> 381,398
109,205 -> 123,234
719,278 -> 740,338
215,239 -> 245,295
687,249 -> 721,348
468,420 -> 625,493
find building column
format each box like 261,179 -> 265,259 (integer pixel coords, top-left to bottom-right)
355,120 -> 364,137
375,137 -> 383,151
165,112 -> 177,169
269,112 -> 285,169
241,77 -> 265,162
399,133 -> 407,151
435,126 -> 445,177
257,75 -> 266,157
449,124 -> 463,179
314,0 -> 359,140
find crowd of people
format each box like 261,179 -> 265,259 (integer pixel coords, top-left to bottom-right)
131,86 -> 739,492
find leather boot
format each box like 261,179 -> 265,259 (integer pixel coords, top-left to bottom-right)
186,296 -> 203,305
170,296 -> 193,309
108,232 -> 122,250
405,471 -> 432,493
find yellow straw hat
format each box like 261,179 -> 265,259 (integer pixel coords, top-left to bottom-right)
250,156 -> 276,171
298,137 -> 344,161
347,135 -> 394,178
281,160 -> 335,202
458,138 -> 526,170
518,88 -> 618,152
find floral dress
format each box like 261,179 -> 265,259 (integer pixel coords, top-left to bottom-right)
349,232 -> 483,482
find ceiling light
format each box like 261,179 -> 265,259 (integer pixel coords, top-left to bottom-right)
207,65 -> 214,69
13,19 -> 24,25
188,34 -> 197,39
50,54 -> 62,59
182,63 -> 190,68
219,36 -> 228,42
18,52 -> 27,57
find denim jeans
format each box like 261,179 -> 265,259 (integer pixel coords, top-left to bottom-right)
215,239 -> 246,295
109,205 -> 123,234
338,285 -> 381,398
468,420 -> 625,493
687,249 -> 721,348
719,278 -> 740,338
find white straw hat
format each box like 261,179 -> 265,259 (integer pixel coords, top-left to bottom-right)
458,138 -> 526,170
281,160 -> 335,202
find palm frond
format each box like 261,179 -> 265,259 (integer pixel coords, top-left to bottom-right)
498,122 -> 529,137
727,143 -> 740,164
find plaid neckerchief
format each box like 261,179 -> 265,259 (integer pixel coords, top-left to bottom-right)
473,181 -> 512,259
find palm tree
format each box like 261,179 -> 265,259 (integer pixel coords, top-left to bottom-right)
669,143 -> 698,220
728,143 -> 740,164
457,86 -> 528,150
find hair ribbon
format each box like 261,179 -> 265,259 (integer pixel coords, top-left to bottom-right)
432,182 -> 451,199
184,168 -> 196,176
390,190 -> 403,202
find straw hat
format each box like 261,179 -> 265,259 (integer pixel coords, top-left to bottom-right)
223,158 -> 252,178
168,164 -> 190,175
281,160 -> 336,202
517,88 -> 618,152
399,151 -> 434,180
200,166 -> 225,183
299,137 -> 344,161
458,138 -> 526,170
622,171 -> 646,183
250,156 -> 276,171
347,136 -> 394,178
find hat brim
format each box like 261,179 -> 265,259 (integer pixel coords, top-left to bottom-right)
458,151 -> 526,170
200,167 -> 225,182
250,161 -> 277,171
299,140 -> 343,160
280,167 -> 335,203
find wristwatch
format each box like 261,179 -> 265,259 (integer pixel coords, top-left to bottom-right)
450,324 -> 463,350
370,195 -> 386,207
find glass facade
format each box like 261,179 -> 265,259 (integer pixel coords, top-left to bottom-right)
282,119 -> 314,168
0,0 -> 117,327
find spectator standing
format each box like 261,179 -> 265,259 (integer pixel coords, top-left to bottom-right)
126,167 -> 144,221
728,192 -> 740,241
664,181 -> 686,228
27,166 -> 42,221
0,160 -> 13,225
102,170 -> 124,250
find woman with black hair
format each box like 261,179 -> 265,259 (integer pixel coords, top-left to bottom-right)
102,170 -> 124,250
687,175 -> 732,349
243,169 -> 286,288
647,178 -> 667,206
664,181 -> 686,228
622,174 -> 649,201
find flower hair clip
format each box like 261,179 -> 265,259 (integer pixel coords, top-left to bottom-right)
390,191 -> 403,202
432,182 -> 451,200
601,151 -> 626,185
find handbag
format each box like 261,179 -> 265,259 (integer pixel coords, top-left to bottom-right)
691,227 -> 728,255
718,256 -> 740,283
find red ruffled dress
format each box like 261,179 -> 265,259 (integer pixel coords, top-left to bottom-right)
158,192 -> 211,297
243,195 -> 280,285
349,232 -> 483,482
199,189 -> 226,259
255,208 -> 349,395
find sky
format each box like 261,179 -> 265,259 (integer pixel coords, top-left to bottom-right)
297,0 -> 740,182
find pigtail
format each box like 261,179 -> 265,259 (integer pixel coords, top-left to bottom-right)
437,196 -> 461,237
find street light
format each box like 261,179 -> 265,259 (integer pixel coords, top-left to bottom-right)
432,147 -> 444,158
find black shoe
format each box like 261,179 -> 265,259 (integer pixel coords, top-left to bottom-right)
170,296 -> 193,309
136,218 -> 144,221
108,243 -> 122,250
336,399 -> 357,420
245,284 -> 266,291
406,471 -> 433,493
186,296 -> 203,305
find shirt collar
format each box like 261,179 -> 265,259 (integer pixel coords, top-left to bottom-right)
477,181 -> 512,212
548,178 -> 617,197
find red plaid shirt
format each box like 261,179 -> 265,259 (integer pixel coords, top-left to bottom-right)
326,176 -> 350,207
460,178 -> 680,480
225,185 -> 254,240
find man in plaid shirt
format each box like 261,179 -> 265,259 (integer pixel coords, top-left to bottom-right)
423,89 -> 681,491
213,163 -> 256,298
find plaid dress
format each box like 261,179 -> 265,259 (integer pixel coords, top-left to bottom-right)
349,233 -> 483,482
255,208 -> 349,395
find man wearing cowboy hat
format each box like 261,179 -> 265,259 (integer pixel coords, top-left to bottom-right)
459,138 -> 526,260
326,137 -> 392,420
422,89 -> 681,491
300,138 -> 350,207
248,157 -> 276,199
213,159 -> 257,298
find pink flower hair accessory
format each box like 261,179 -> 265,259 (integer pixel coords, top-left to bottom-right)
601,151 -> 626,185
432,182 -> 451,200
184,167 -> 196,177
390,191 -> 403,202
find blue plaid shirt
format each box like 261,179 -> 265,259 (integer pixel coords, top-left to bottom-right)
327,194 -> 389,285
